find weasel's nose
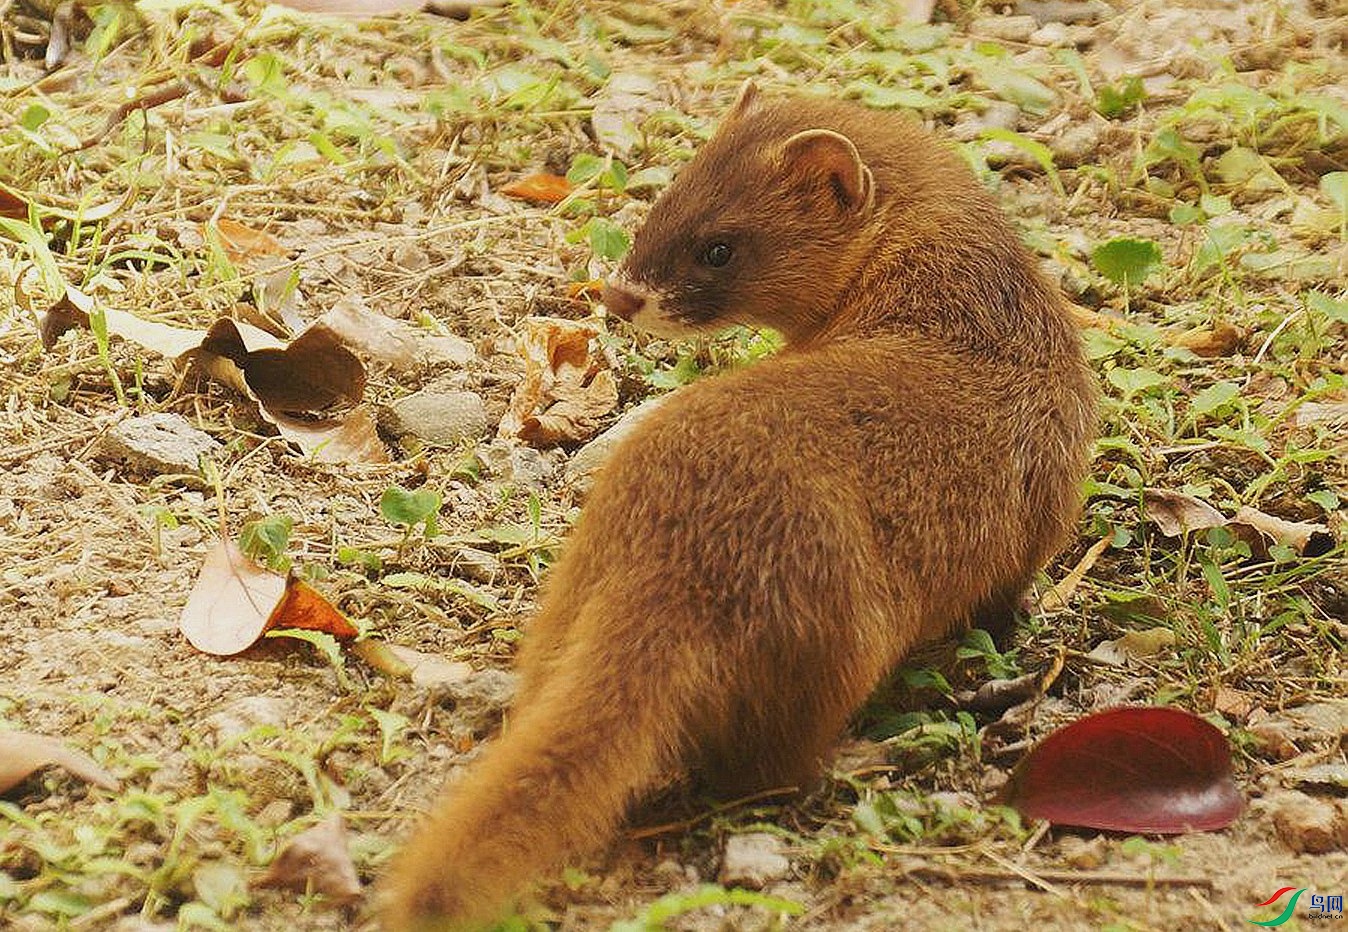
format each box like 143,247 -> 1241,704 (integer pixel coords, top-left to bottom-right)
601,280 -> 647,322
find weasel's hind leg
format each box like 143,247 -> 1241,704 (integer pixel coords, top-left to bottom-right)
692,603 -> 906,802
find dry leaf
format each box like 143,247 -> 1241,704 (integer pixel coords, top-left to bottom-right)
1087,626 -> 1177,666
1209,686 -> 1259,722
378,644 -> 474,688
180,540 -> 288,656
350,639 -> 413,679
425,0 -> 507,17
500,173 -> 574,204
567,278 -> 604,301
0,183 -> 27,219
0,182 -> 131,225
201,319 -> 365,414
1069,303 -> 1117,329
1232,505 -> 1334,558
270,579 -> 359,639
40,288 -> 385,464
499,317 -> 618,447
1142,488 -> 1227,537
271,405 -> 390,464
1040,536 -> 1110,611
257,814 -> 361,901
206,218 -> 288,264
1172,322 -> 1244,357
519,369 -> 619,447
180,541 -> 359,655
958,650 -> 1064,714
0,730 -> 121,794
41,284 -> 203,356
1293,401 -> 1348,427
315,295 -> 474,370
1005,707 -> 1243,834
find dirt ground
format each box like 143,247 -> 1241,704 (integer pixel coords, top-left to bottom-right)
1,0 -> 1346,930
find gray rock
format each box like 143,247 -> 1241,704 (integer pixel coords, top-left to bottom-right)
451,546 -> 502,584
95,413 -> 220,475
565,396 -> 672,491
480,439 -> 557,488
1029,21 -> 1094,47
719,833 -> 791,890
950,100 -> 1022,142
1262,790 -> 1348,855
384,390 -> 488,445
433,668 -> 517,736
1015,0 -> 1111,25
1048,121 -> 1104,167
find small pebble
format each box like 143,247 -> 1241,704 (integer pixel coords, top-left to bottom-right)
719,833 -> 790,889
384,390 -> 488,445
969,14 -> 1038,43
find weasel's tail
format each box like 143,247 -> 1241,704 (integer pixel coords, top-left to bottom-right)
381,609 -> 684,931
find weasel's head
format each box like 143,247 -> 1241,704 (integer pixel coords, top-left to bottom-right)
603,82 -> 880,345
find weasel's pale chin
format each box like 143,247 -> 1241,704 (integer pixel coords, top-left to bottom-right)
627,298 -> 703,338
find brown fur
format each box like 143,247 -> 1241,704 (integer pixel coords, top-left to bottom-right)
382,84 -> 1097,931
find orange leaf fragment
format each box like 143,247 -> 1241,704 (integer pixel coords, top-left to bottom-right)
180,540 -> 356,655
1172,322 -> 1244,357
500,173 -> 574,204
0,730 -> 121,794
206,218 -> 288,263
271,579 -> 359,639
567,278 -> 604,300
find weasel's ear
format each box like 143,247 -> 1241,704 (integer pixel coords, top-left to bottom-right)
781,129 -> 875,213
727,79 -> 760,120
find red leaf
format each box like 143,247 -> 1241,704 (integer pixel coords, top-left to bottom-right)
1005,706 -> 1244,834
0,183 -> 28,219
500,173 -> 573,204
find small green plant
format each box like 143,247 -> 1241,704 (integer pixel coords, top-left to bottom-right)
647,353 -> 701,389
1321,171 -> 1348,241
238,514 -> 294,572
380,484 -> 442,540
566,216 -> 630,261
565,153 -> 628,193
264,629 -> 350,689
1092,237 -> 1163,293
956,628 -> 1019,679
1096,76 -> 1145,118
609,884 -> 803,932
86,304 -> 128,405
1120,835 -> 1183,883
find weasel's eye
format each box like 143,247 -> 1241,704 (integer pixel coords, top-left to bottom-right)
700,241 -> 733,268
